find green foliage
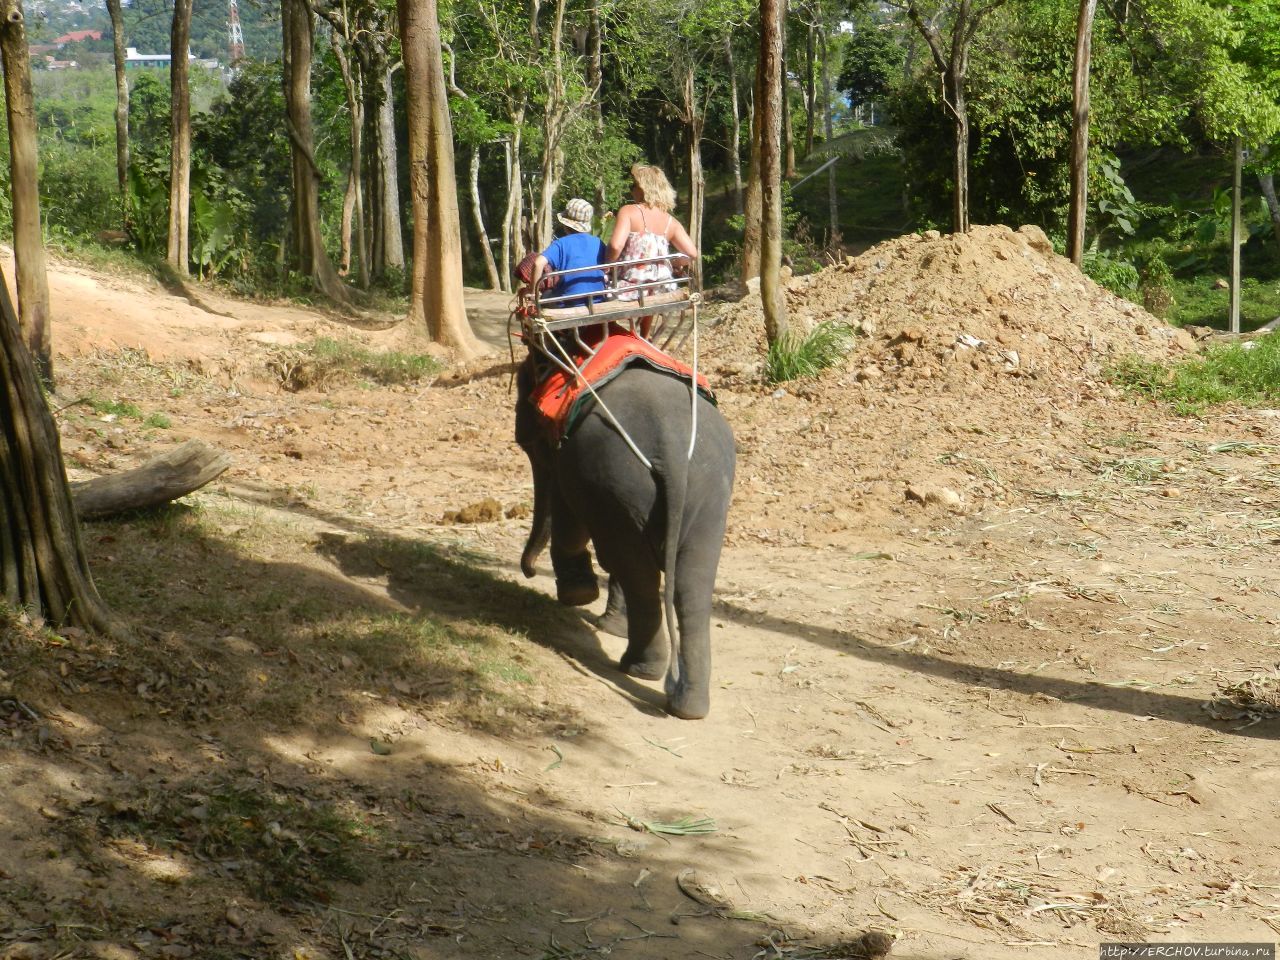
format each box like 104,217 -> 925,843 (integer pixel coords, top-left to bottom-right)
1110,333 -> 1280,412
1081,241 -> 1140,295
1140,254 -> 1176,318
838,20 -> 900,106
765,321 -> 855,383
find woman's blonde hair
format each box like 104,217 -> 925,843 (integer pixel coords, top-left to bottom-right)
630,164 -> 676,212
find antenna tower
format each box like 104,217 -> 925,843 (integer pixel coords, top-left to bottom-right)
227,0 -> 246,64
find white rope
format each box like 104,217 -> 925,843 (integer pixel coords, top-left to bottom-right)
541,325 -> 654,472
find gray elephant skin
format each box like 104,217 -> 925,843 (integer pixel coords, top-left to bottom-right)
516,359 -> 736,720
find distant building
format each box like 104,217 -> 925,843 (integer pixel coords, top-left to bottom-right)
124,47 -> 217,70
52,29 -> 101,44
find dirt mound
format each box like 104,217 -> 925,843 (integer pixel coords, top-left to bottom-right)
708,224 -> 1194,389
702,226 -> 1201,547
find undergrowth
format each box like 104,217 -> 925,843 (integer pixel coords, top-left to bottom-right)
765,321 -> 855,383
273,337 -> 443,390
1109,332 -> 1280,413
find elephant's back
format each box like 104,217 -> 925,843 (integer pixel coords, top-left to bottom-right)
581,366 -> 731,453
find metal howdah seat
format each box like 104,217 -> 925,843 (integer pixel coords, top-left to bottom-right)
520,253 -> 701,375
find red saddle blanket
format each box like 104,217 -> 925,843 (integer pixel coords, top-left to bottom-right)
531,333 -> 714,441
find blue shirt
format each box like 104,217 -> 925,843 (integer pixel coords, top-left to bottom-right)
543,233 -> 608,307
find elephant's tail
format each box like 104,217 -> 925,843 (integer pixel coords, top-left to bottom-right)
660,449 -> 689,693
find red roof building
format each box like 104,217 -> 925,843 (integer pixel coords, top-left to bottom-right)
52,30 -> 102,44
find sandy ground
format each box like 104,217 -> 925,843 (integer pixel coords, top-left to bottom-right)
4,239 -> 1280,960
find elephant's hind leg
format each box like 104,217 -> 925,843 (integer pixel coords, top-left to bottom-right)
615,569 -> 666,681
593,577 -> 628,638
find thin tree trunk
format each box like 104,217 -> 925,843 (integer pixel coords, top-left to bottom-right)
0,265 -> 117,634
820,26 -> 838,246
105,0 -> 129,218
759,0 -> 788,341
535,0 -> 569,250
340,171 -> 356,277
166,0 -> 192,274
804,21 -> 816,155
1066,0 -> 1097,265
330,34 -> 368,289
726,36 -> 744,215
470,146 -> 502,290
682,66 -> 705,290
1259,170 -> 1280,265
951,74 -> 969,233
781,1 -> 796,180
397,0 -> 481,356
0,0 -> 51,382
742,68 -> 763,283
587,1 -> 605,214
282,0 -> 348,302
378,67 -> 405,273
1230,137 -> 1242,334
501,114 -> 526,289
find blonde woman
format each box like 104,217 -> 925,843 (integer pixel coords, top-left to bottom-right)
606,164 -> 699,302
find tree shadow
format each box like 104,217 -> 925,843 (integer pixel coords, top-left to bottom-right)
1,504 -> 807,959
711,594 -> 1280,740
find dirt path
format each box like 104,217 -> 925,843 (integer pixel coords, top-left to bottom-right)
5,253 -> 1280,960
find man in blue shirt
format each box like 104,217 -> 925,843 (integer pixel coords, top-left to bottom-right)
531,198 -> 608,308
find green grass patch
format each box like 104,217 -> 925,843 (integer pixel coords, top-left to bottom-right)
276,337 -> 443,390
83,394 -> 171,428
765,321 -> 855,383
1109,333 -> 1280,413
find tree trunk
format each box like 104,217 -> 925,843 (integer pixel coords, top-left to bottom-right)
535,0 -> 569,250
0,0 -> 52,382
1258,169 -> 1280,265
780,1 -> 796,181
726,36 -> 744,215
105,0 -> 129,218
377,67 -> 406,273
501,116 -> 525,291
166,0 -> 192,274
330,34 -> 368,289
804,21 -> 816,155
820,26 -> 838,247
282,0 -> 348,302
71,440 -> 230,520
1066,0 -> 1097,265
949,70 -> 969,233
397,0 -> 481,356
742,69 -> 763,283
759,0 -> 788,342
0,266 -> 117,634
1230,137 -> 1242,334
682,66 -> 705,290
469,146 -> 502,290
587,1 -> 606,214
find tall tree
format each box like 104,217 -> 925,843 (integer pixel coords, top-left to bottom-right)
1065,0 -> 1097,265
106,0 -> 129,223
1,267 -> 117,634
742,66 -> 763,282
167,0 -> 192,274
281,0 -> 349,301
820,24 -> 839,245
0,0 -> 51,381
397,0 -> 482,356
759,0 -> 787,341
897,0 -> 1009,232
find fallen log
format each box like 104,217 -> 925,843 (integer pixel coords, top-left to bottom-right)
70,439 -> 232,520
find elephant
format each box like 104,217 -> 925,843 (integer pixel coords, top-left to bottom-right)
516,357 -> 736,720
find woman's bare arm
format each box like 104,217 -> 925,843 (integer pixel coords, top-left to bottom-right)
668,218 -> 698,264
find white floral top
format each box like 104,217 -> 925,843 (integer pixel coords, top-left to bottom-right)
617,206 -> 677,300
